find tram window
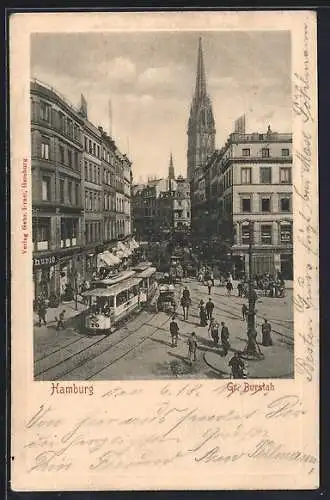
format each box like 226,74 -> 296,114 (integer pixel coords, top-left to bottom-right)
116,291 -> 127,306
128,287 -> 135,299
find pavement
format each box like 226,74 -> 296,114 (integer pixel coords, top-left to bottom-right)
33,279 -> 294,380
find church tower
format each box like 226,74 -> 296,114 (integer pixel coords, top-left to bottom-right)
168,152 -> 175,180
187,37 -> 216,182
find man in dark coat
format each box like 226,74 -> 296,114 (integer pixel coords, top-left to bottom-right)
37,300 -> 47,327
229,352 -> 246,379
206,298 -> 214,321
220,321 -> 230,356
169,315 -> 179,347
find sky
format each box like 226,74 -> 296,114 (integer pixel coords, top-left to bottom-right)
31,31 -> 291,183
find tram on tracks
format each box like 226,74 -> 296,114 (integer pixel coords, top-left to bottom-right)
82,276 -> 142,334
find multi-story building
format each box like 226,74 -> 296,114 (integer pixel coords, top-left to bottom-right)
199,125 -> 293,279
132,156 -> 191,241
79,99 -> 103,279
31,80 -> 133,300
99,127 -> 116,247
173,175 -> 191,232
31,79 -> 84,301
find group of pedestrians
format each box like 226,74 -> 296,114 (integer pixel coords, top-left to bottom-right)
169,315 -> 197,364
35,295 -> 66,331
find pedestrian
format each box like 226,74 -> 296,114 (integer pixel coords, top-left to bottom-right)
261,318 -> 273,346
229,352 -> 246,379
180,296 -> 190,321
187,332 -> 198,364
207,279 -> 213,295
220,321 -> 230,356
226,280 -> 233,296
37,300 -> 47,327
169,315 -> 179,347
210,270 -> 214,287
242,303 -> 248,321
199,300 -> 208,327
206,297 -> 214,321
237,281 -> 243,297
56,309 -> 66,330
208,318 -> 219,345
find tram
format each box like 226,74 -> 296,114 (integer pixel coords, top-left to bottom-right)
135,265 -> 157,305
82,276 -> 142,334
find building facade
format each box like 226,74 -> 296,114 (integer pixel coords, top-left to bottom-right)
198,126 -> 293,279
187,37 -> 216,183
31,80 -> 133,301
132,156 -> 191,241
31,79 -> 85,302
80,104 -> 104,280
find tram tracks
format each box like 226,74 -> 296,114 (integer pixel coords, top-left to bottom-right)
35,311 -> 171,381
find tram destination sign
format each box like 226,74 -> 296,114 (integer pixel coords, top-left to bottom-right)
33,255 -> 58,267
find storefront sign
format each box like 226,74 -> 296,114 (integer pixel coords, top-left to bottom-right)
33,255 -> 58,267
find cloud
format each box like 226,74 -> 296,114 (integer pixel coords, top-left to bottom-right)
107,57 -> 136,82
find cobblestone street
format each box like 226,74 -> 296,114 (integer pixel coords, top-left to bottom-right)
34,279 -> 293,380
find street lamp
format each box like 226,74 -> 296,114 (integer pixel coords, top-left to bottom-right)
245,222 -> 263,358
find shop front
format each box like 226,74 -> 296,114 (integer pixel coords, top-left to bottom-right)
33,254 -> 58,308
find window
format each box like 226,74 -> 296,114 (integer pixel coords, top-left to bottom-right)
59,179 -> 65,203
280,196 -> 291,212
84,161 -> 88,181
85,190 -> 89,210
242,224 -> 253,245
59,145 -> 65,164
89,140 -> 92,154
261,197 -> 271,212
242,148 -> 250,157
41,141 -> 50,160
94,165 -> 97,184
84,137 -> 88,151
97,145 -> 100,158
40,101 -> 50,121
67,120 -> 73,137
241,168 -> 252,184
41,177 -> 50,201
241,198 -> 251,213
68,150 -> 72,167
97,167 -> 100,184
75,184 -> 79,205
74,151 -> 79,170
33,217 -> 51,250
281,148 -> 290,156
68,181 -> 73,204
260,167 -> 272,184
93,143 -> 96,156
280,167 -> 292,184
280,223 -> 293,243
261,148 -> 270,158
89,163 -> 93,182
261,225 -> 272,244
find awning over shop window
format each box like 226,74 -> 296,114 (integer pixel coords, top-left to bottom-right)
97,251 -> 121,268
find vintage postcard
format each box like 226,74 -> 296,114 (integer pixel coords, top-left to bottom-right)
10,10 -> 319,490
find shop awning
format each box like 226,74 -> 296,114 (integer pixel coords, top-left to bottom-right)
97,251 -> 121,267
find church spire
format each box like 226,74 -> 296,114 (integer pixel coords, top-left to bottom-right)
168,152 -> 175,180
195,37 -> 207,98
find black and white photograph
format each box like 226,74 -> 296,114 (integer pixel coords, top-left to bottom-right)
31,30 -> 294,381
10,11 -> 319,491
